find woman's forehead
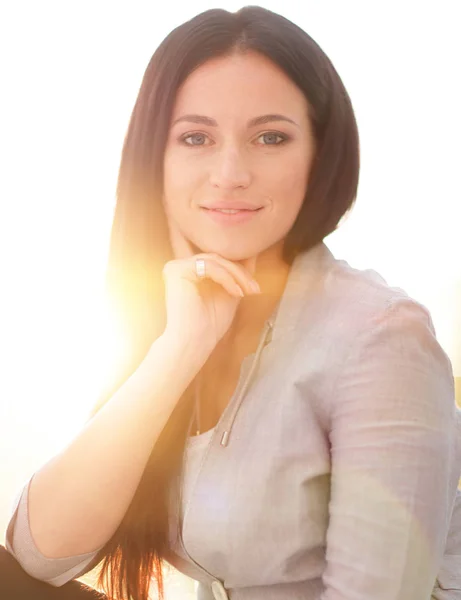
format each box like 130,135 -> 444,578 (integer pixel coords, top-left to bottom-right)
171,53 -> 308,125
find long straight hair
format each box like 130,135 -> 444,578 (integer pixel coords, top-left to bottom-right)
88,6 -> 360,599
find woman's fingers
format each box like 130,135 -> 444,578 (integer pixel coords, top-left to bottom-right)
195,253 -> 260,296
164,257 -> 245,298
240,254 -> 258,278
196,260 -> 246,298
165,218 -> 260,294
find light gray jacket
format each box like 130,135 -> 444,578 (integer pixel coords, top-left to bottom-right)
5,242 -> 461,599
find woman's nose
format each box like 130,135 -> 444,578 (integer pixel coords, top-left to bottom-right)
209,146 -> 252,190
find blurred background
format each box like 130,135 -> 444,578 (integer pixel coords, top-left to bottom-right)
0,1 -> 459,597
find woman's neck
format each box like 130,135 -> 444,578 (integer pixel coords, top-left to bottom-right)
230,244 -> 290,342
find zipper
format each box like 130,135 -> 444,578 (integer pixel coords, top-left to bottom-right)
175,316 -> 275,585
219,317 -> 274,446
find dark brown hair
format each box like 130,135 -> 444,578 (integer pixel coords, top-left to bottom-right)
88,6 -> 360,599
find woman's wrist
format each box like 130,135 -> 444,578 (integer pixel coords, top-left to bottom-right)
150,330 -> 213,375
161,328 -> 215,361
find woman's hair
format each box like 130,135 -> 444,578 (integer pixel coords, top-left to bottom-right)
88,6 -> 360,599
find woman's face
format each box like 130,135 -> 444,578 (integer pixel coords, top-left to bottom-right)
163,50 -> 317,262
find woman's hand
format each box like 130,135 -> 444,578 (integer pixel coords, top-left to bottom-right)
162,220 -> 261,354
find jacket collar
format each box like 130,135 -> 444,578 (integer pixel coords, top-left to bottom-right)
219,240 -> 337,446
269,241 -> 337,344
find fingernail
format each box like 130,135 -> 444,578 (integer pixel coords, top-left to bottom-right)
250,280 -> 261,293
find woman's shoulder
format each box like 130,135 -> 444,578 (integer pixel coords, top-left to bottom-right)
323,251 -> 433,334
329,253 -> 408,305
289,245 -> 439,367
291,248 -> 439,369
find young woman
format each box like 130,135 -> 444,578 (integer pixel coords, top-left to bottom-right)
2,6 -> 460,600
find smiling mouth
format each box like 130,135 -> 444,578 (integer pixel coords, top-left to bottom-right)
200,206 -> 264,225
204,207 -> 263,214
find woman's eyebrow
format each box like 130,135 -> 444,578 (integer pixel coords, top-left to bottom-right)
171,113 -> 300,128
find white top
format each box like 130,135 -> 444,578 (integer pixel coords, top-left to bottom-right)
182,429 -> 216,518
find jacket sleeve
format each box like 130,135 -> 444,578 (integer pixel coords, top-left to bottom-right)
4,474 -> 104,587
321,296 -> 461,599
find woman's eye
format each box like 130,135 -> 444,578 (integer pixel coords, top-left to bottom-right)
181,133 -> 209,146
179,131 -> 288,147
257,132 -> 287,145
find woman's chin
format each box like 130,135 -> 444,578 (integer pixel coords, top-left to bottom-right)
211,249 -> 256,263
192,240 -> 259,262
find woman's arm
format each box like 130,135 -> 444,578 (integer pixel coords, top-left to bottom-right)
25,333 -> 206,560
5,477 -> 103,585
321,296 -> 461,599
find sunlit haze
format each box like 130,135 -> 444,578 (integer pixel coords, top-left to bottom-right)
0,5 -> 459,593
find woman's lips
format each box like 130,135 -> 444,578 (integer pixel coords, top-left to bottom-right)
200,207 -> 263,225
